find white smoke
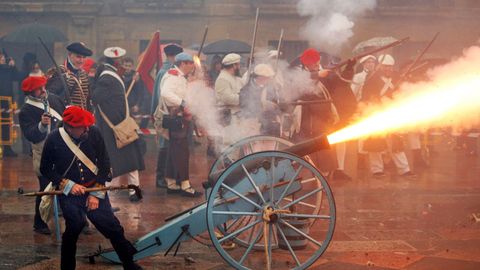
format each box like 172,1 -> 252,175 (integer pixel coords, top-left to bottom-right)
185,50 -> 323,150
185,80 -> 261,149
297,0 -> 377,51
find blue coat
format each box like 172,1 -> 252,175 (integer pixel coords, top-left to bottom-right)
40,126 -> 112,187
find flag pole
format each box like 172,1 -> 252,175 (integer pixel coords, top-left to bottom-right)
127,31 -> 159,97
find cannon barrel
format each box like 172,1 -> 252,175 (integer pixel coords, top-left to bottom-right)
208,135 -> 330,184
282,134 -> 330,157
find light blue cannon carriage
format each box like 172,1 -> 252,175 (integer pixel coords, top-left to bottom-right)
91,135 -> 336,270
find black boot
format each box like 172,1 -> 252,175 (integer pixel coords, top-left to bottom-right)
155,147 -> 168,188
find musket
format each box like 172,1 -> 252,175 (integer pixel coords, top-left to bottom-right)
279,100 -> 333,106
197,25 -> 209,57
401,32 -> 439,78
43,99 -> 51,133
38,37 -> 71,104
191,26 -> 209,137
274,28 -> 284,73
330,37 -> 410,70
248,8 -> 260,73
23,184 -> 143,199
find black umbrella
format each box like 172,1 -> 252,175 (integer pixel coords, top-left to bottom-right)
203,39 -> 251,55
2,23 -> 67,44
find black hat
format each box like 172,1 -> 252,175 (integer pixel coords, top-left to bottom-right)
66,42 -> 93,57
163,44 -> 183,56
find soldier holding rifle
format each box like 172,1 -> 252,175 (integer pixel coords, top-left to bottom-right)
40,106 -> 142,270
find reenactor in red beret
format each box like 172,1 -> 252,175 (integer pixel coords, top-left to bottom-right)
19,75 -> 65,235
298,48 -> 358,180
40,106 -> 142,270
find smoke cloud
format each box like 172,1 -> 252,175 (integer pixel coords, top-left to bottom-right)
186,48 -> 342,151
329,45 -> 480,144
297,0 -> 377,51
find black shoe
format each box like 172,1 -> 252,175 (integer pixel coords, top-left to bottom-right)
181,187 -> 203,197
129,194 -> 142,202
333,170 -> 352,180
372,172 -> 386,178
123,262 -> 143,270
400,171 -> 417,178
167,188 -> 181,194
34,227 -> 51,235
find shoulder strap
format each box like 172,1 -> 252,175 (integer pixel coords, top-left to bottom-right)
25,99 -> 63,121
59,128 -> 98,175
98,70 -> 130,126
100,70 -> 125,90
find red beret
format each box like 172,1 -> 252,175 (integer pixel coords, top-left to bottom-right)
21,76 -> 47,92
63,106 -> 95,127
300,48 -> 321,66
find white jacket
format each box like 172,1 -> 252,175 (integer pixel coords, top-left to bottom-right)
160,66 -> 188,107
351,70 -> 368,102
214,70 -> 244,108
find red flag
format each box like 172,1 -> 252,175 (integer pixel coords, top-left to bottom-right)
137,31 -> 162,94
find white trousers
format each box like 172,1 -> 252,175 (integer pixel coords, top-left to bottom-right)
108,170 -> 140,195
368,137 -> 410,175
335,142 -> 347,170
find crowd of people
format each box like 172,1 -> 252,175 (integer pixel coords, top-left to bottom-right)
0,38 -> 475,269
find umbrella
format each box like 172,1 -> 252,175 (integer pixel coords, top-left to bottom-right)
203,39 -> 251,55
353,36 -> 398,55
2,23 -> 67,44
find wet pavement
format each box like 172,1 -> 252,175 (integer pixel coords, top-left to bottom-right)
1,134 -> 479,269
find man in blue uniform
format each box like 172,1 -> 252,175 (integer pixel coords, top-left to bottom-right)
40,106 -> 142,270
19,75 -> 65,235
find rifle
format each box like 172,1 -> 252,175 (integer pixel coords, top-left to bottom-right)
330,37 -> 410,70
192,26 -> 209,137
401,32 -> 439,79
38,37 -> 71,104
197,25 -> 209,57
248,8 -> 260,74
23,184 -> 143,199
274,28 -> 284,73
43,99 -> 52,133
279,100 -> 333,107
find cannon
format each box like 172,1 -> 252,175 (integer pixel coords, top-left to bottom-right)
93,134 -> 335,270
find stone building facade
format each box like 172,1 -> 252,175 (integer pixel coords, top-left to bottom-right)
0,0 -> 479,65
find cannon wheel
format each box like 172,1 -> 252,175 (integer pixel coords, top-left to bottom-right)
206,151 -> 336,270
208,136 -> 323,250
208,135 -> 293,179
